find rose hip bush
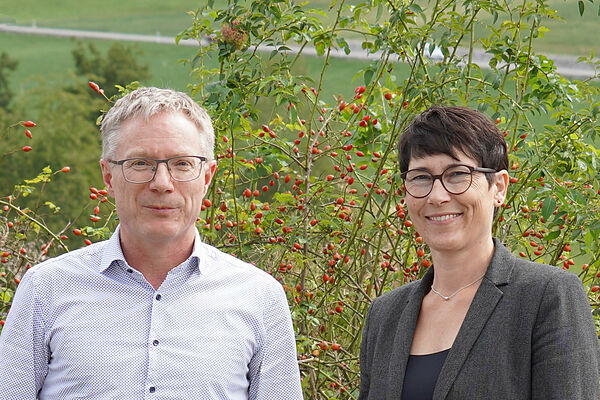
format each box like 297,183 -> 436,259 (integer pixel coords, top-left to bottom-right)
2,1 -> 600,398
178,0 -> 600,397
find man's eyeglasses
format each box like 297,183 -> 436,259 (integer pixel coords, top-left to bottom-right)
401,164 -> 497,198
108,156 -> 208,184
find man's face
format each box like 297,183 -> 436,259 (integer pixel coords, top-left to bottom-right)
100,111 -> 216,248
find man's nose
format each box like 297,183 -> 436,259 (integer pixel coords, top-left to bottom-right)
149,162 -> 174,190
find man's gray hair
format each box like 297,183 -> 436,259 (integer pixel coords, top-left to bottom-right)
100,87 -> 215,160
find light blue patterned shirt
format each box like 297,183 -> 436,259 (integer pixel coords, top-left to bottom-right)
0,226 -> 302,399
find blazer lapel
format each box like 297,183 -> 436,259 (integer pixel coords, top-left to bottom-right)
433,239 -> 515,399
385,269 -> 434,399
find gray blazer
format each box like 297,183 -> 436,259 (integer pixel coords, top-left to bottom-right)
359,239 -> 599,399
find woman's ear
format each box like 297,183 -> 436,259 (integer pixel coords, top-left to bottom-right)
493,169 -> 509,206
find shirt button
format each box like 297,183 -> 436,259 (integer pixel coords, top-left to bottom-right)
149,386 -> 156,393
155,294 -> 162,301
126,268 -> 133,273
152,339 -> 159,346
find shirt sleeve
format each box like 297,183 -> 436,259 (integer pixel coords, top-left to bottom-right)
531,271 -> 600,399
247,280 -> 303,400
0,270 -> 48,399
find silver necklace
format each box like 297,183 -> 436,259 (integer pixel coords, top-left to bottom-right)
430,274 -> 486,301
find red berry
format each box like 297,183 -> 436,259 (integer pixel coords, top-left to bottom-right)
24,129 -> 32,139
203,199 -> 212,207
88,81 -> 100,93
22,146 -> 32,152
61,166 -> 71,173
73,229 -> 82,236
384,92 -> 393,100
23,120 -> 37,127
84,239 -> 92,246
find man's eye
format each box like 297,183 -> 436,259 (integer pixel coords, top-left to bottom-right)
127,159 -> 153,168
172,159 -> 193,168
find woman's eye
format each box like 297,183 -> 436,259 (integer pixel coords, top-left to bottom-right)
411,174 -> 431,181
448,170 -> 470,178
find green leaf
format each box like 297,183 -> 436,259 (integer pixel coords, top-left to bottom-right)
541,197 -> 556,221
364,68 -> 374,86
579,0 -> 584,16
273,192 -> 296,204
0,289 -> 13,303
315,41 -> 325,56
544,230 -> 561,241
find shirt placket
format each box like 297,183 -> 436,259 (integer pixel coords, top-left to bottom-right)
145,290 -> 163,399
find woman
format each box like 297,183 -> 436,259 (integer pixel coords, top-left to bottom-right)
358,106 -> 599,399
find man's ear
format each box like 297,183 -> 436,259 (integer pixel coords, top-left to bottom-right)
203,160 -> 217,187
100,159 -> 115,197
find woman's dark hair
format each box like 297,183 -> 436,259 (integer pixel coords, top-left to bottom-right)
397,106 -> 509,184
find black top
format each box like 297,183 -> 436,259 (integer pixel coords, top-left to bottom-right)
401,348 -> 450,400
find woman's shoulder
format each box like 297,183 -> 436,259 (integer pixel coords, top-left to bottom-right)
493,239 -> 580,286
369,279 -> 423,314
509,253 -> 581,287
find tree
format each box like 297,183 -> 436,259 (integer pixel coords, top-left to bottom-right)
72,42 -> 150,97
0,52 -> 18,110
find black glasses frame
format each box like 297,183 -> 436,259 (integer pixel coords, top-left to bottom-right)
108,156 -> 208,184
401,164 -> 497,198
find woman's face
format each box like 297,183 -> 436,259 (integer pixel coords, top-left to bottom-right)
405,151 -> 508,255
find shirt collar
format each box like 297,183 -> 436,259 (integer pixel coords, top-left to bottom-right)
98,225 -> 210,274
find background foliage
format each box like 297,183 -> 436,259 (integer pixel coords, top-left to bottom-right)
2,1 -> 600,398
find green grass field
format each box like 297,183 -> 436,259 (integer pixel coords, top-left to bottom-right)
1,0 -> 598,54
0,0 -> 597,106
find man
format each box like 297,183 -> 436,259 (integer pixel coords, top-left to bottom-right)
0,87 -> 303,399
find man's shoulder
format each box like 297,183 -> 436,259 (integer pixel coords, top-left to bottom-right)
197,241 -> 280,286
26,240 -> 108,280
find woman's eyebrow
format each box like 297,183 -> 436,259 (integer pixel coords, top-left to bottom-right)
408,162 -> 465,172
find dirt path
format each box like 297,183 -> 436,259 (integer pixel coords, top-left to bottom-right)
1,23 -> 596,80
